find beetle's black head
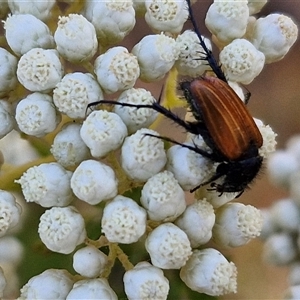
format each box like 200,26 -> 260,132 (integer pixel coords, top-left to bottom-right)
210,155 -> 263,196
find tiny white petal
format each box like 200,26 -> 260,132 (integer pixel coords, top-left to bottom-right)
121,128 -> 167,182
213,203 -> 263,248
132,33 -> 178,82
145,0 -> 188,34
219,39 -> 265,84
19,269 -> 73,299
16,162 -> 73,207
145,223 -> 192,269
8,0 -> 55,21
4,14 -> 54,56
175,30 -> 212,77
73,245 -> 108,278
71,160 -> 118,205
38,206 -> 86,254
80,110 -> 128,158
50,123 -> 90,168
114,88 -> 158,134
54,14 -> 98,62
15,92 -> 60,137
175,199 -> 215,248
0,47 -> 18,97
17,48 -> 63,92
251,13 -> 298,63
101,195 -> 147,244
141,170 -> 186,222
84,0 -> 135,46
0,190 -> 21,237
263,232 -> 297,265
94,46 -> 140,94
53,72 -> 103,119
205,1 -> 249,43
66,278 -> 117,300
123,261 -> 169,300
180,248 -> 237,296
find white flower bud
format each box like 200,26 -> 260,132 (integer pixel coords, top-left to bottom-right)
175,30 -> 212,77
50,123 -> 90,168
267,150 -> 298,189
19,269 -> 73,299
175,199 -> 215,248
0,100 -> 14,139
263,233 -> 297,265
219,39 -> 265,84
213,203 -> 263,248
284,285 -> 300,300
94,46 -> 140,94
205,1 -> 249,43
17,48 -> 63,92
121,128 -> 167,182
15,92 -> 60,137
114,88 -> 158,134
38,206 -> 86,254
0,48 -> 18,97
16,162 -> 73,207
145,0 -> 188,34
84,0 -> 135,46
71,160 -> 118,205
248,0 -> 267,15
0,236 -> 23,265
0,267 -> 6,299
54,14 -> 98,63
166,144 -> 213,191
123,261 -> 169,300
289,262 -> 300,286
131,34 -> 178,82
73,245 -> 108,278
8,0 -> 55,21
80,110 -> 128,158
102,195 -> 147,244
141,171 -> 186,222
53,72 -> 103,119
251,14 -> 298,63
180,248 -> 237,296
4,14 -> 55,56
270,198 -> 300,232
255,118 -> 277,158
66,278 -> 117,300
145,223 -> 192,269
0,190 -> 21,237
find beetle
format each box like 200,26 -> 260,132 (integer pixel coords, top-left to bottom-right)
88,0 -> 264,196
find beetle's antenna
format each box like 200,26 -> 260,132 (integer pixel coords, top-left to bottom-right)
186,0 -> 227,82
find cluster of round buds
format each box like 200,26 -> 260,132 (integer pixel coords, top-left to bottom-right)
0,0 -> 296,299
261,135 -> 300,299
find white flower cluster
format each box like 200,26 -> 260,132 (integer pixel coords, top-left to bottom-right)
0,0 -> 296,299
262,135 -> 300,299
